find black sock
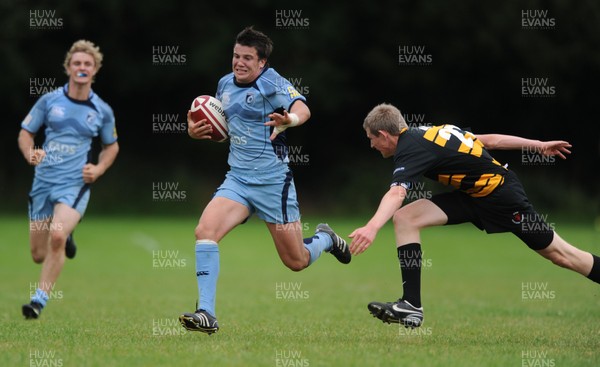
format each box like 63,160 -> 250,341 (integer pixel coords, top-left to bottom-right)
398,243 -> 422,308
587,255 -> 600,284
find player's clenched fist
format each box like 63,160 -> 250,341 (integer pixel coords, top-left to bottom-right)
82,163 -> 104,183
27,148 -> 46,166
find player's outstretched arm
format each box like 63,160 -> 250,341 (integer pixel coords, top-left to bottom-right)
476,134 -> 572,159
265,100 -> 311,141
538,140 -> 572,159
349,185 -> 407,255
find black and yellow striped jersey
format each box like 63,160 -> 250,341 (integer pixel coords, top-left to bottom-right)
391,124 -> 507,197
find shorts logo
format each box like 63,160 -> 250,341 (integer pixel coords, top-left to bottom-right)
512,211 -> 522,224
245,93 -> 254,105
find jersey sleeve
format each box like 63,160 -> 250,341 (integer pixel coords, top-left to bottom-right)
215,73 -> 233,102
21,94 -> 49,134
99,104 -> 118,145
215,77 -> 225,100
262,73 -> 306,112
279,78 -> 305,111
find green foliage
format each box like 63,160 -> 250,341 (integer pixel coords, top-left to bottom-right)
1,1 -> 598,217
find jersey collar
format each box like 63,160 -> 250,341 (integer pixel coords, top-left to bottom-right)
63,83 -> 97,110
233,66 -> 269,88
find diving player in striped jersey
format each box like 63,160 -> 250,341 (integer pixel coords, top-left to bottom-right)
349,103 -> 599,328
179,27 -> 350,334
18,40 -> 119,319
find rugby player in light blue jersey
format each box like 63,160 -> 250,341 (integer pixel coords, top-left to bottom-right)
17,40 -> 119,319
179,27 -> 350,334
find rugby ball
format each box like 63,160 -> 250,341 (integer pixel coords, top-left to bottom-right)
190,95 -> 228,142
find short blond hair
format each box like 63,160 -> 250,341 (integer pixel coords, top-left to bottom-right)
363,103 -> 407,136
63,40 -> 103,73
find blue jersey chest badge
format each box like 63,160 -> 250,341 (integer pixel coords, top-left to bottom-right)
245,92 -> 254,105
86,111 -> 97,125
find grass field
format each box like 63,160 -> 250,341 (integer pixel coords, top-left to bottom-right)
0,215 -> 599,367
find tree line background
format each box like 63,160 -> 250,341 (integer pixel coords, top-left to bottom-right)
1,0 -> 598,221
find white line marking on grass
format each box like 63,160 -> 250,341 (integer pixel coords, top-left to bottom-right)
130,232 -> 161,253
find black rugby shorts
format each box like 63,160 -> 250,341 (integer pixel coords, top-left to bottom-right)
430,170 -> 554,250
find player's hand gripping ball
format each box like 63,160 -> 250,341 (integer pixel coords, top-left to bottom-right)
190,96 -> 228,142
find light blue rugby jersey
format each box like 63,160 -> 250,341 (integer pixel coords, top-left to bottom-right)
21,84 -> 118,185
216,67 -> 305,174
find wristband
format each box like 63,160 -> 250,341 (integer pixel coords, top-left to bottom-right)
288,113 -> 300,127
274,113 -> 300,135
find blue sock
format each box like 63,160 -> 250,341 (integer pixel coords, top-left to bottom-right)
303,233 -> 333,265
195,240 -> 219,317
31,288 -> 49,308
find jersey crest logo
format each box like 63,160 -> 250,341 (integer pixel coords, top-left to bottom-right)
245,92 -> 254,105
86,112 -> 97,125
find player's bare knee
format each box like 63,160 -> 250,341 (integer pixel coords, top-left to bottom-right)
393,210 -> 415,231
31,250 -> 45,264
392,210 -> 406,226
283,258 -> 307,272
49,230 -> 67,250
286,263 -> 306,272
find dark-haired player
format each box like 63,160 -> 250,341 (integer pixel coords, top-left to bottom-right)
179,26 -> 350,334
349,103 -> 599,328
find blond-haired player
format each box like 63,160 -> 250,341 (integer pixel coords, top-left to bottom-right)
349,103 -> 599,327
18,40 -> 119,319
